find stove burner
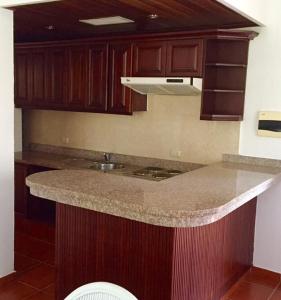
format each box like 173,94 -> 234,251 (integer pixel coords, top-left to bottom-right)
133,170 -> 151,176
143,167 -> 164,173
152,173 -> 172,179
166,169 -> 183,175
132,166 -> 184,181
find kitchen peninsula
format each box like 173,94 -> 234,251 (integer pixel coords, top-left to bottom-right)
23,149 -> 281,300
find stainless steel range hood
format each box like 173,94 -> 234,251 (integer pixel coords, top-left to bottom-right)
121,77 -> 202,96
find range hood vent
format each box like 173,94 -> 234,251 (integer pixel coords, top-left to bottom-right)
121,77 -> 202,96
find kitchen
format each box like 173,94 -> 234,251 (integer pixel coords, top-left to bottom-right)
0,0 -> 281,299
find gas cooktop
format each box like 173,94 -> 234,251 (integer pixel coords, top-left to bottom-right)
130,166 -> 184,181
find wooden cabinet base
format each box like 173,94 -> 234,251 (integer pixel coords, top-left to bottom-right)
56,199 -> 257,300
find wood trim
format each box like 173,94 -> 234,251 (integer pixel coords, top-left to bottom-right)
15,30 -> 258,49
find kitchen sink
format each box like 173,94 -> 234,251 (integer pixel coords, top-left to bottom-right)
90,162 -> 125,171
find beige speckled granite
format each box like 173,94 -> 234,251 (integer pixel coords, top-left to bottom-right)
223,154 -> 281,168
28,143 -> 203,171
26,160 -> 281,228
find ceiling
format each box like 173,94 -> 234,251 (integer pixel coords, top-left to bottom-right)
10,0 -> 258,43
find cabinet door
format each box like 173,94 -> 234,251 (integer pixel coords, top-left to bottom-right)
166,39 -> 204,77
67,47 -> 88,109
14,50 -> 30,107
15,163 -> 29,215
27,165 -> 56,223
87,44 -> 108,112
46,47 -> 67,108
30,49 -> 47,106
108,43 -> 133,114
132,41 -> 166,76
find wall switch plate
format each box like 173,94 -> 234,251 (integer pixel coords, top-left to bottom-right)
170,150 -> 182,158
258,111 -> 281,138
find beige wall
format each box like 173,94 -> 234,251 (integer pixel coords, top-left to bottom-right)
24,95 -> 240,164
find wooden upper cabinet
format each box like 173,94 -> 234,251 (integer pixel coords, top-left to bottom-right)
14,31 -> 253,119
108,43 -> 133,114
87,44 -> 108,112
67,46 -> 88,109
15,50 -> 30,106
132,41 -> 166,76
46,47 -> 67,107
29,49 -> 47,106
166,39 -> 204,77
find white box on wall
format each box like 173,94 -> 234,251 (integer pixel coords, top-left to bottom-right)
258,111 -> 281,138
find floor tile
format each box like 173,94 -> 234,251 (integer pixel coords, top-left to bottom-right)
25,219 -> 55,244
14,253 -> 40,273
0,281 -> 37,300
227,281 -> 273,300
15,233 -> 55,263
18,264 -> 55,290
270,285 -> 281,300
42,283 -> 55,297
243,267 -> 281,288
26,291 -> 55,300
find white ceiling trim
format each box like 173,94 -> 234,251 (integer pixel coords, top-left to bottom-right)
0,0 -> 60,8
216,0 -> 265,26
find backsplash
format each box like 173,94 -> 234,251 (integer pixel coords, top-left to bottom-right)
23,95 -> 240,164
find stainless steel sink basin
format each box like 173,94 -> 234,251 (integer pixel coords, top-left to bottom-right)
90,162 -> 124,171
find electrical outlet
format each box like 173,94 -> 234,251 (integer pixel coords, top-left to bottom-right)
61,137 -> 70,144
170,150 -> 182,158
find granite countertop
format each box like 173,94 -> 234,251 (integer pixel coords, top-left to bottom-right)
20,149 -> 281,228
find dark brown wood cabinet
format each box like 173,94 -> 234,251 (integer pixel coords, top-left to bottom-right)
108,43 -> 133,114
15,50 -> 30,106
15,30 -> 256,120
29,49 -> 47,106
15,42 -> 146,115
166,39 -> 204,77
15,47 -> 66,109
15,163 -> 29,215
15,163 -> 56,223
87,44 -> 108,112
56,199 -> 257,300
46,47 -> 67,107
132,41 -> 166,76
67,46 -> 88,109
132,39 -> 203,77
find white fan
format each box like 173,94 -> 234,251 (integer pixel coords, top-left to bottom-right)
64,282 -> 138,300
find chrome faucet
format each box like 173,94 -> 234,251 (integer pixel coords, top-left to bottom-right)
104,153 -> 112,162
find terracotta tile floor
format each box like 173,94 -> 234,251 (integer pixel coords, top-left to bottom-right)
0,214 -> 56,300
1,214 -> 281,300
222,267 -> 281,300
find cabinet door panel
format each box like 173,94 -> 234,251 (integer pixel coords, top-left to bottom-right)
68,47 -> 88,108
30,49 -> 47,105
46,47 -> 67,107
15,51 -> 30,106
108,43 -> 132,114
133,41 -> 166,76
87,44 -> 108,112
166,39 -> 204,77
15,163 -> 29,215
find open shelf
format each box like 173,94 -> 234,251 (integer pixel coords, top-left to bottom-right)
205,63 -> 247,68
200,114 -> 243,121
200,38 -> 250,121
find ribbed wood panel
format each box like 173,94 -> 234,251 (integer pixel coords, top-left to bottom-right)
171,199 -> 256,300
56,199 -> 257,300
56,205 -> 174,300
